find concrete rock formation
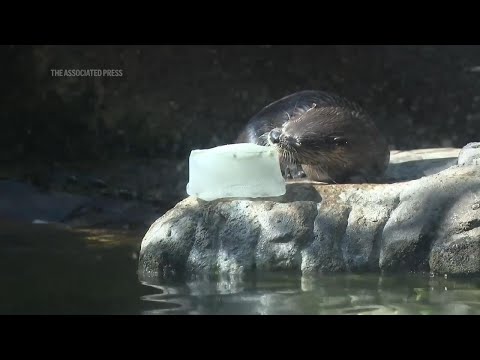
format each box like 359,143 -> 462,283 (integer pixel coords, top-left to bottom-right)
139,145 -> 480,279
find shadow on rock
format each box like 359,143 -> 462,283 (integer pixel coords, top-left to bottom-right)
385,157 -> 458,183
380,165 -> 480,275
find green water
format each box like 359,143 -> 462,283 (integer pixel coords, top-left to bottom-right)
140,273 -> 480,315
1,222 -> 479,315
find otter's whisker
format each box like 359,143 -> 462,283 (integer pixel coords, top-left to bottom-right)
313,152 -> 338,185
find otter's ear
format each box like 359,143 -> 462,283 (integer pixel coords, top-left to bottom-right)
333,136 -> 348,146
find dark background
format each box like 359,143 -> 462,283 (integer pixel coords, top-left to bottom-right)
2,45 -> 480,161
1,45 -> 479,206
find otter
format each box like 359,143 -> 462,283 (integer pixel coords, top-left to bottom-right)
236,90 -> 390,183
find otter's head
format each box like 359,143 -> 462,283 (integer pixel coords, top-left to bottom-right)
266,104 -> 359,165
262,103 -> 387,182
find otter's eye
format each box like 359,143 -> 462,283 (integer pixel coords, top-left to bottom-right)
332,136 -> 348,146
269,129 -> 281,144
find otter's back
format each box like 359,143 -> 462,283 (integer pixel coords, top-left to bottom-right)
236,90 -> 360,144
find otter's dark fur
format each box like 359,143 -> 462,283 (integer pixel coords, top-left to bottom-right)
236,90 -> 390,183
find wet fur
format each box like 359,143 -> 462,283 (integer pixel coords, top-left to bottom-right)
236,90 -> 390,183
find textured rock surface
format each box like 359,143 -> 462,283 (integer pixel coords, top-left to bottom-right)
0,179 -> 160,230
458,142 -> 480,166
139,146 -> 480,278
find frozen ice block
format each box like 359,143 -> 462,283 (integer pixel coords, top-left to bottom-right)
186,143 -> 286,201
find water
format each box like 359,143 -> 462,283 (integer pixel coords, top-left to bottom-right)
140,273 -> 480,315
1,222 -> 479,315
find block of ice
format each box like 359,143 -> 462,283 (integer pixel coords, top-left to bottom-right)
186,143 -> 286,201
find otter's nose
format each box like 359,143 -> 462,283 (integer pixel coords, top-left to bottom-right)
269,129 -> 281,144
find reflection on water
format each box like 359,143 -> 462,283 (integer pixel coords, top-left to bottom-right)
1,221 -> 479,315
140,273 -> 480,315
0,221 -> 149,315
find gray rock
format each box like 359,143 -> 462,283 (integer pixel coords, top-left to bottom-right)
380,165 -> 479,273
0,180 -> 89,223
385,147 -> 460,181
429,189 -> 480,275
458,142 -> 480,166
0,179 -> 160,230
139,148 -> 480,278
